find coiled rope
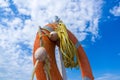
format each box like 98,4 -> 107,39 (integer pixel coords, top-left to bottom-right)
55,22 -> 78,68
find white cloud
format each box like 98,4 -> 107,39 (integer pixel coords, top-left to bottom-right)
95,73 -> 120,80
0,0 -> 9,8
13,0 -> 31,15
13,0 -> 103,42
110,2 -> 120,16
0,18 -> 35,80
0,0 -> 103,80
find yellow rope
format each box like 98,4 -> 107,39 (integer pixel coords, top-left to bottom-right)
31,28 -> 52,80
38,29 -> 52,80
55,22 -> 78,68
44,58 -> 52,80
31,23 -> 78,80
31,60 -> 39,80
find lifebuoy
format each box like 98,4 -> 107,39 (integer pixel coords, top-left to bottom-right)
32,22 -> 94,80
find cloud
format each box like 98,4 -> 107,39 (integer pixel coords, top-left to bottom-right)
0,0 -> 9,8
0,0 -> 103,80
95,73 -> 120,80
0,18 -> 35,80
13,0 -> 103,41
110,2 -> 120,16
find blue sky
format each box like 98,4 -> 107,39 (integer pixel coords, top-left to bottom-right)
0,0 -> 120,80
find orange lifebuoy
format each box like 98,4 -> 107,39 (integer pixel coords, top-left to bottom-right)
33,22 -> 94,80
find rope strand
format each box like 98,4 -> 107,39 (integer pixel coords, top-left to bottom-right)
55,22 -> 78,68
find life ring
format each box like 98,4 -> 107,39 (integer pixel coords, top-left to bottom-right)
32,22 -> 94,80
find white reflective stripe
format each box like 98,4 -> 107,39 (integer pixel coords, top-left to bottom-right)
43,26 -> 54,32
82,76 -> 91,80
75,41 -> 80,48
58,48 -> 67,80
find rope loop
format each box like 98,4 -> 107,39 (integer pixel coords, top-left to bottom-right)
55,22 -> 78,68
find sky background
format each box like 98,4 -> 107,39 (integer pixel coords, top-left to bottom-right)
0,0 -> 120,80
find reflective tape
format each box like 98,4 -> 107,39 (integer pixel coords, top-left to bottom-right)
75,41 -> 81,49
43,26 -> 54,32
